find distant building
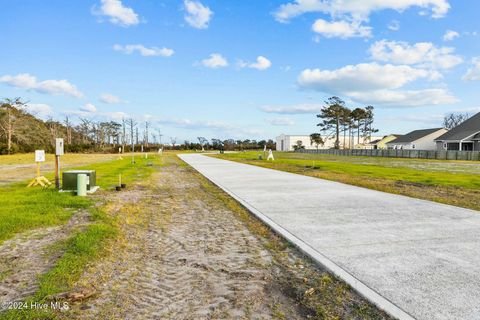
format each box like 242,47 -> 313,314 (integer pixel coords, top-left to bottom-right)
386,128 -> 448,150
276,134 -> 382,151
435,112 -> 480,151
366,134 -> 401,150
276,135 -> 313,151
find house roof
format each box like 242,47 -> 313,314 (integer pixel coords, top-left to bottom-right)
387,128 -> 444,144
435,112 -> 480,141
369,134 -> 401,145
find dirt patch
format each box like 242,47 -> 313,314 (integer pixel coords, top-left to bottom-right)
0,209 -> 91,309
64,159 -> 304,319
59,156 -> 390,320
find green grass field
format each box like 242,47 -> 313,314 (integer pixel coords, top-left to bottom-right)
0,153 -> 162,319
0,155 -> 158,244
214,151 -> 480,210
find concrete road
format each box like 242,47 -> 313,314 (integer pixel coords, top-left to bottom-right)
179,154 -> 480,320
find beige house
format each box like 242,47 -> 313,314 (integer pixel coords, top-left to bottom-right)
366,134 -> 401,150
386,128 -> 448,150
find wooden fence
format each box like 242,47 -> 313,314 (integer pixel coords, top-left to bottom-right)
296,148 -> 480,161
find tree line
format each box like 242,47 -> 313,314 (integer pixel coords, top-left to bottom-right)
310,96 -> 378,150
0,98 -> 274,154
0,98 -> 158,154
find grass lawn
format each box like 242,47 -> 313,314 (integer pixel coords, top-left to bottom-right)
0,154 -> 158,244
0,153 -> 162,319
214,151 -> 480,211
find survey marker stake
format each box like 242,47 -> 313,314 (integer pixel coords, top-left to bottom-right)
27,150 -> 52,188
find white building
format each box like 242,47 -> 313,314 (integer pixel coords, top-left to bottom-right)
276,134 -> 382,151
276,135 -> 314,151
386,128 -> 448,150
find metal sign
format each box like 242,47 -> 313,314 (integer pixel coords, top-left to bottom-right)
55,138 -> 64,156
35,150 -> 46,162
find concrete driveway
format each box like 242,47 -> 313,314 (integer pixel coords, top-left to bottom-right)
179,154 -> 480,320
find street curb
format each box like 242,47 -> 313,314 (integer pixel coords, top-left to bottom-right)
179,154 -> 416,320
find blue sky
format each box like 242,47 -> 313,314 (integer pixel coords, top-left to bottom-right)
1,0 -> 479,142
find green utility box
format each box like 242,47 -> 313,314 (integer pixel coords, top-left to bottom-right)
62,170 -> 96,191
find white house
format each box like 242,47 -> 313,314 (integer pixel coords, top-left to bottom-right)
386,128 -> 448,150
276,134 -> 382,151
276,135 -> 314,151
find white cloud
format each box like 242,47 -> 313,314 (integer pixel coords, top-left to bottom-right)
99,93 -> 127,104
80,103 -> 97,113
349,89 -> 458,107
297,63 -> 456,107
24,103 -> 54,119
443,29 -> 459,41
274,0 -> 450,23
184,0 -> 213,29
388,20 -> 400,31
238,56 -> 272,70
462,57 -> 480,81
113,44 -> 174,57
0,73 -> 84,98
312,19 -> 372,38
266,117 -> 295,126
369,40 -> 463,69
298,63 -> 439,93
93,0 -> 139,27
261,104 -> 322,114
200,53 -> 228,68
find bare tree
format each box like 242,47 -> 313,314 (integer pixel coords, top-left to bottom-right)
144,121 -> 149,147
197,137 -> 208,151
46,117 -> 59,146
126,118 -> 137,153
170,136 -> 177,148
64,116 -> 72,144
0,98 -> 26,154
443,112 -> 471,129
78,118 -> 92,143
121,118 -> 126,153
157,128 -> 163,146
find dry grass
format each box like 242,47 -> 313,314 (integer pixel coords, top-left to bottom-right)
0,153 -> 119,186
0,153 -> 118,166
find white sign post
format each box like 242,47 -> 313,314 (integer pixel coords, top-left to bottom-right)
55,139 -> 64,189
28,150 -> 51,187
118,147 -> 123,160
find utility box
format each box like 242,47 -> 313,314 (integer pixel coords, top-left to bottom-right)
62,170 -> 96,191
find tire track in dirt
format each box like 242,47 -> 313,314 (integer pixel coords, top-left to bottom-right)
0,210 -> 90,309
67,158 -> 303,319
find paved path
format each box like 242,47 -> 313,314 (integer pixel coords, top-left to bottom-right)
179,154 -> 480,320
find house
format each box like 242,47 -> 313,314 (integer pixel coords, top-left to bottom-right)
435,112 -> 480,151
365,134 -> 401,150
275,134 -> 382,151
386,128 -> 448,150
